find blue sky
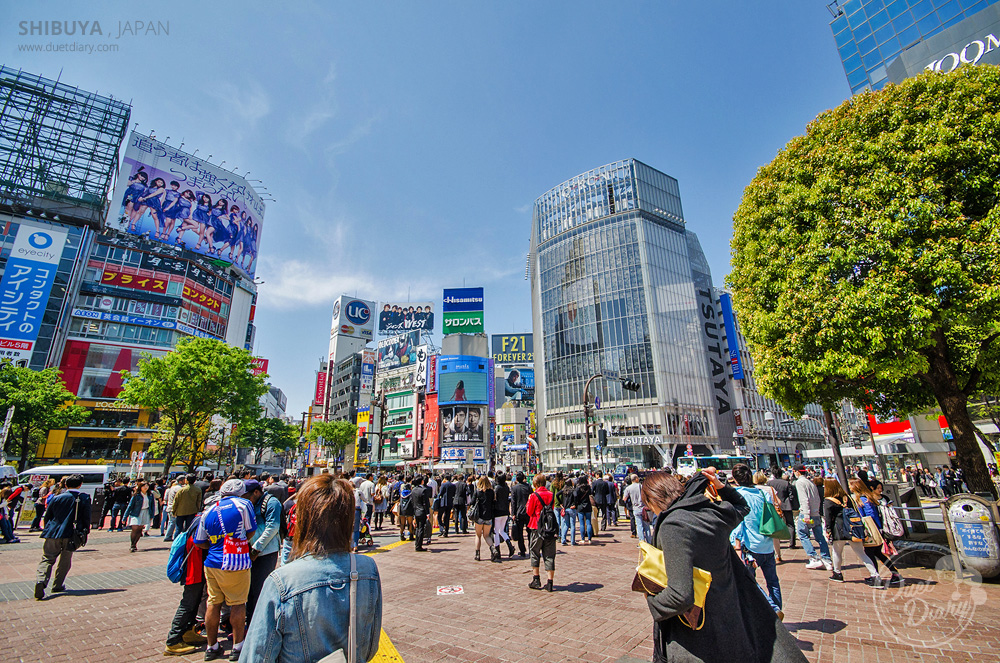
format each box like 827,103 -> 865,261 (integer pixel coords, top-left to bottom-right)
3,1 -> 851,416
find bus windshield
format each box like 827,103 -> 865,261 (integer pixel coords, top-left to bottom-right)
676,455 -> 753,476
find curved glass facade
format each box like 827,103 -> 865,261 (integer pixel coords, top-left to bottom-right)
531,160 -> 735,470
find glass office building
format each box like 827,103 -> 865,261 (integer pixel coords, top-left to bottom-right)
828,0 -> 999,94
530,160 -> 737,470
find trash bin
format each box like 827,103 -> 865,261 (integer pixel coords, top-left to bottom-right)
941,494 -> 1000,579
91,486 -> 105,528
884,483 -> 925,535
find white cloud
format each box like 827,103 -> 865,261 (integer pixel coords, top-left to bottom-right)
208,81 -> 271,125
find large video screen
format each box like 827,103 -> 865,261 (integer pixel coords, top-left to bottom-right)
109,132 -> 265,278
441,405 -> 486,444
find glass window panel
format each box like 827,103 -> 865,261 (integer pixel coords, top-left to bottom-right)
863,48 -> 886,69
910,0 -> 934,19
936,0 -> 961,19
917,11 -> 942,34
897,24 -> 921,47
853,21 -> 873,40
874,22 -> 896,43
869,8 -> 890,30
885,0 -> 908,18
857,34 -> 878,54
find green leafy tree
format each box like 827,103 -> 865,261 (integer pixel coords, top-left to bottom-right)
307,419 -> 357,461
236,411 -> 300,465
0,366 -> 89,472
729,66 -> 1000,497
118,337 -> 268,476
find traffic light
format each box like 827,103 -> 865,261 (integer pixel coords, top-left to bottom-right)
598,428 -> 607,445
358,437 -> 369,454
389,436 -> 398,454
620,379 -> 641,392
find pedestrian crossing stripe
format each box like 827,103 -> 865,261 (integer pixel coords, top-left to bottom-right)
363,540 -> 408,660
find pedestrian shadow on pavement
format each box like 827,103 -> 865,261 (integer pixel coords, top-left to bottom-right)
50,588 -> 126,598
783,618 -> 847,635
560,582 -> 604,593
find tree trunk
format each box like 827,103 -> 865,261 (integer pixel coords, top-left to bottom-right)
924,336 -> 997,498
161,429 -> 178,477
17,426 -> 30,472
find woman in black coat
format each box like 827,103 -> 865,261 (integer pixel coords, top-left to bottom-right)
643,471 -> 806,663
471,476 -> 496,562
573,475 -> 594,544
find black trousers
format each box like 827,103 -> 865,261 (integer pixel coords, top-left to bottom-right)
173,514 -> 196,535
439,505 -> 451,535
414,515 -> 428,549
166,581 -> 205,645
247,552 -> 278,623
782,510 -> 796,546
453,505 -> 468,533
511,516 -> 527,554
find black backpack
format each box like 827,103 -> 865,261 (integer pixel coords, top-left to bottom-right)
538,493 -> 558,541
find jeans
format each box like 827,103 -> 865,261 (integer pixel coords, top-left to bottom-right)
453,505 -> 468,533
438,505 -> 451,535
796,515 -> 831,563
31,503 -> 45,530
561,507 -> 578,543
280,538 -> 293,566
160,511 -> 170,536
166,581 -> 205,645
749,551 -> 782,611
173,513 -> 197,535
634,508 -> 651,543
577,510 -> 594,541
109,503 -> 127,530
162,513 -> 175,540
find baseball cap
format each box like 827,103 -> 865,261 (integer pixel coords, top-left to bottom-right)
243,479 -> 262,494
219,478 -> 246,497
794,465 -> 808,473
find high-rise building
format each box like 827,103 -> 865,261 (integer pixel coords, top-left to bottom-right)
827,0 -> 999,95
529,159 -> 736,470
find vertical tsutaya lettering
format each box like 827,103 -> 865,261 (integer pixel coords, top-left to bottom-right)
698,288 -> 731,415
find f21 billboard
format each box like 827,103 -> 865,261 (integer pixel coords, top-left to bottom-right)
110,132 -> 265,278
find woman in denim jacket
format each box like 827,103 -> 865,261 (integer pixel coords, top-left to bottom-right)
240,475 -> 382,662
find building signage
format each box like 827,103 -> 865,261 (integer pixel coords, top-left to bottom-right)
414,345 -> 429,388
80,281 -> 182,306
314,370 -> 327,407
924,32 -> 1000,73
443,310 -> 484,334
0,220 -> 68,365
72,308 -> 178,330
331,295 -> 376,341
442,287 -> 484,312
376,331 -> 419,371
377,301 -> 434,335
250,357 -> 269,376
609,435 -> 664,448
492,334 -> 533,364
696,288 -> 731,415
175,321 -> 221,340
437,355 -> 489,405
426,354 -> 438,394
102,267 -> 169,294
718,293 -> 744,380
182,283 -> 223,312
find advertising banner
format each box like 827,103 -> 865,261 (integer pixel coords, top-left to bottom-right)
437,355 -> 489,405
426,355 -> 438,394
442,287 -> 484,312
441,405 -> 486,444
331,296 -> 376,341
718,293 -> 744,380
424,393 -> 439,459
414,345 -> 429,388
501,366 -> 535,407
314,370 -> 327,407
488,359 -> 496,417
110,132 -> 265,277
0,220 -> 68,365
250,357 -> 269,376
492,334 -> 533,365
376,331 -> 420,371
101,267 -> 169,295
182,283 -> 223,312
443,310 -> 484,335
377,302 -> 434,336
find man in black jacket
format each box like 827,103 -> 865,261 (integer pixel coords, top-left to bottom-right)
453,475 -> 469,534
437,476 -> 455,537
410,476 -> 431,551
35,474 -> 91,601
510,472 -> 532,557
109,480 -> 132,532
592,474 -> 611,531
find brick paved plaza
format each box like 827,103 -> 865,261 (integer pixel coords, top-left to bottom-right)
3,519 -> 1000,663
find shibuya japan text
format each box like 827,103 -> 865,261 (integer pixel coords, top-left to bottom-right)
6,2 -> 1000,662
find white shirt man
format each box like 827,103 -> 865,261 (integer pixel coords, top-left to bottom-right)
792,467 -> 831,570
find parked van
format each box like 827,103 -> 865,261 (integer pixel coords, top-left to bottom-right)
0,464 -> 17,483
18,465 -> 113,499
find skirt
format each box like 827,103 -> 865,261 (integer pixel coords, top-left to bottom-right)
127,510 -> 152,528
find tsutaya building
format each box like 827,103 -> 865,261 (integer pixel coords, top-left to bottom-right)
529,160 -> 737,470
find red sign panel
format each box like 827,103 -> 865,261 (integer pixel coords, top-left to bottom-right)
314,370 -> 327,406
423,393 -> 439,460
102,267 -> 168,294
182,284 -> 222,312
250,357 -> 269,376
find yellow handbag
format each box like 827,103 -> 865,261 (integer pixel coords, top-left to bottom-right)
632,541 -> 713,630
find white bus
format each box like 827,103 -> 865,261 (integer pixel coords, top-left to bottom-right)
676,455 -> 754,477
17,465 -> 114,499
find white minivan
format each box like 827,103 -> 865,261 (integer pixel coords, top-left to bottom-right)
18,465 -> 113,499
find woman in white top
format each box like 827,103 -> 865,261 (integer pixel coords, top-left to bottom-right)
124,481 -> 158,552
754,471 -> 783,562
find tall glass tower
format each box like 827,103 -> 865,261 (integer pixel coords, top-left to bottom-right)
530,160 -> 736,470
828,0 -> 1000,95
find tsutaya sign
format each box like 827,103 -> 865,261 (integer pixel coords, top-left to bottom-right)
609,435 -> 664,448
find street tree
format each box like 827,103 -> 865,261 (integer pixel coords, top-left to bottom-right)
729,66 -> 1000,497
306,419 -> 357,461
236,411 -> 300,465
118,337 -> 268,476
0,366 -> 89,472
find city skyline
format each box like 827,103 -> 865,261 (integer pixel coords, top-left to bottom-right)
2,2 -> 853,414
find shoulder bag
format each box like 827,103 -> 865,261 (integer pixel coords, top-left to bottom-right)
758,490 -> 790,540
67,493 -> 88,551
318,553 -> 359,663
631,540 -> 712,630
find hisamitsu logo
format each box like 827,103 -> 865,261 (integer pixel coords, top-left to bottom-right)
28,232 -> 53,249
345,300 -> 371,326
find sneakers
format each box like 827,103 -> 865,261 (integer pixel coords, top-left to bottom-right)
545,579 -> 554,592
829,572 -> 845,583
204,645 -> 225,661
228,648 -> 242,661
805,559 -> 824,570
822,560 -> 833,571
865,575 -> 886,589
51,585 -> 66,593
182,629 -> 207,646
888,573 -> 904,587
34,583 -> 45,601
164,643 -> 197,656
528,576 -> 542,590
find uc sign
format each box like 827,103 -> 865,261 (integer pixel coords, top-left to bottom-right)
345,300 -> 371,325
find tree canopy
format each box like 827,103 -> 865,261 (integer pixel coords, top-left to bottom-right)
236,411 -> 300,465
0,366 -> 89,471
118,337 -> 268,475
306,419 -> 357,461
729,66 -> 1000,496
